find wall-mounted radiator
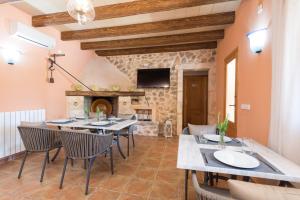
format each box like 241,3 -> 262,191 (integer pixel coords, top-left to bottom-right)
0,109 -> 45,159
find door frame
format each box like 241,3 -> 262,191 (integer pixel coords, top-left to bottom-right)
183,72 -> 209,128
224,48 -> 238,137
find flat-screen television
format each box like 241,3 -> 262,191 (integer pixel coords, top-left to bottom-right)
137,68 -> 170,88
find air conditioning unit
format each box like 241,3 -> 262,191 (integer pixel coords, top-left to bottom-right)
10,22 -> 56,49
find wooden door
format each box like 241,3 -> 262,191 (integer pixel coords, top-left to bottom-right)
224,49 -> 238,138
183,74 -> 208,128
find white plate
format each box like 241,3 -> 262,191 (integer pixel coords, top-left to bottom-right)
90,121 -> 110,126
214,150 -> 260,169
108,117 -> 122,121
203,134 -> 232,143
76,116 -> 86,120
49,119 -> 72,123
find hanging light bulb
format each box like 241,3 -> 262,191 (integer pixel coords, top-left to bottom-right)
67,0 -> 95,25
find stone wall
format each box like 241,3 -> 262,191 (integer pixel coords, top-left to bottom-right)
106,49 -> 217,135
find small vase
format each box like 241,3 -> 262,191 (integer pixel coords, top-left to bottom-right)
219,132 -> 226,149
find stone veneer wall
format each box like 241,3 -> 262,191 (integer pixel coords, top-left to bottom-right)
106,49 -> 217,135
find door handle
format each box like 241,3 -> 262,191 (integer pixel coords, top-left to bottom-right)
229,105 -> 235,107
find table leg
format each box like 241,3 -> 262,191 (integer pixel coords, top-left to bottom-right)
279,181 -> 294,187
243,176 -> 250,182
184,169 -> 189,200
116,131 -> 126,159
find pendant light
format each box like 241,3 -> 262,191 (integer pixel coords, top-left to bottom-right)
67,0 -> 95,25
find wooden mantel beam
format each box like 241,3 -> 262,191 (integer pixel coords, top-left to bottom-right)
32,0 -> 236,27
95,41 -> 217,56
81,30 -> 224,50
62,12 -> 235,41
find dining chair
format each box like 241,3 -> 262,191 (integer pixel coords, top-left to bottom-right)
191,171 -> 234,200
228,179 -> 300,200
17,126 -> 62,182
59,130 -> 113,195
116,115 -> 137,156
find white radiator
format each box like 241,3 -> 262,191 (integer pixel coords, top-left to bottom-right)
0,109 -> 45,159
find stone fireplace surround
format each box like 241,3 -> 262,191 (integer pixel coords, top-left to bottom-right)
66,91 -> 160,136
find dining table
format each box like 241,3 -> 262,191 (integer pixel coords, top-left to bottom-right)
47,118 -> 137,159
177,134 -> 300,200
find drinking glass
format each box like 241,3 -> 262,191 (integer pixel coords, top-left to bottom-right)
199,132 -> 208,144
247,138 -> 254,155
241,137 -> 247,153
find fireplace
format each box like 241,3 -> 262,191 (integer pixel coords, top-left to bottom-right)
90,97 -> 118,116
65,90 -> 145,118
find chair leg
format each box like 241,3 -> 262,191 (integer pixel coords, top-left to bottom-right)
127,135 -> 130,157
71,159 -> 74,167
110,146 -> 114,175
40,151 -> 49,182
18,151 -> 28,179
85,157 -> 96,195
204,172 -> 209,185
132,133 -> 135,148
51,147 -> 61,162
84,159 -> 87,169
209,172 -> 214,186
59,157 -> 69,189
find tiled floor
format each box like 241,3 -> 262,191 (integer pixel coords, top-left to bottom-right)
0,135 -> 208,200
0,134 -> 283,200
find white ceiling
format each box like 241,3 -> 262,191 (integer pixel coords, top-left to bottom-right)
11,0 -> 241,42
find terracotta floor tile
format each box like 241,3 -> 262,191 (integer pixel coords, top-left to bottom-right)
115,164 -> 138,177
98,175 -> 130,192
141,158 -> 161,169
89,188 -> 120,200
135,167 -> 157,180
156,169 -> 182,184
149,181 -> 179,199
118,193 -> 147,200
123,178 -> 152,197
159,159 -> 178,170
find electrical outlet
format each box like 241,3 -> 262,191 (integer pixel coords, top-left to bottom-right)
241,104 -> 251,110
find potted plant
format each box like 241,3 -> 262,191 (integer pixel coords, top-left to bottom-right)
217,113 -> 229,147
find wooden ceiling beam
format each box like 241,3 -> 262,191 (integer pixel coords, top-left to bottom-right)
95,41 -> 217,56
81,30 -> 224,50
62,12 -> 234,41
32,0 -> 236,27
0,0 -> 22,3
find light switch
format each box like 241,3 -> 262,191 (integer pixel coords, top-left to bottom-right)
241,104 -> 251,110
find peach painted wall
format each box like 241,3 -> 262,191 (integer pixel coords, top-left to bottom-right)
0,4 -> 94,119
216,0 -> 272,145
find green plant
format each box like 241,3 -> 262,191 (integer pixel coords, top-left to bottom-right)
217,113 -> 229,134
84,106 -> 89,117
96,107 -> 101,120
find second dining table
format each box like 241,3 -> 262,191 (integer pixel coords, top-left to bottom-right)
47,118 -> 137,159
177,134 -> 300,200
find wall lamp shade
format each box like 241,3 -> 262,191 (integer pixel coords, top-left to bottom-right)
247,28 -> 268,53
1,47 -> 22,65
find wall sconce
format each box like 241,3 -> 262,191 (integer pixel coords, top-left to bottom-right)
247,28 -> 268,53
0,47 -> 22,65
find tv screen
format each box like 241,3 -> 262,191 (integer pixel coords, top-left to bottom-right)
137,68 -> 170,88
